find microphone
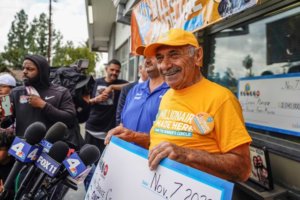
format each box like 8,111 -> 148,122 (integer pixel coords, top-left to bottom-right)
21,141 -> 69,200
15,122 -> 68,198
39,122 -> 67,152
64,144 -> 100,182
0,122 -> 46,199
44,144 -> 100,193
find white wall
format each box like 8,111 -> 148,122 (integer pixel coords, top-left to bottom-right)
115,22 -> 131,50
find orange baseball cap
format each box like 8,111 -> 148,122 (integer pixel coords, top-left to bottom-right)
144,28 -> 199,57
135,45 -> 146,56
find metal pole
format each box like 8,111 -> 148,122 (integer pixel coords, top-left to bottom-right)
47,0 -> 52,64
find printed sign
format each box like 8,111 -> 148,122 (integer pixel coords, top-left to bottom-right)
35,152 -> 61,177
238,74 -> 300,137
63,152 -> 87,179
39,139 -> 53,153
85,137 -> 233,200
8,137 -> 42,163
131,0 -> 258,54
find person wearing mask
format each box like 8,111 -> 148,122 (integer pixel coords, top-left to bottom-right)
105,29 -> 252,182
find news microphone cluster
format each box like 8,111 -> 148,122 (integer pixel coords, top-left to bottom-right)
0,121 -> 100,200
0,122 -> 46,200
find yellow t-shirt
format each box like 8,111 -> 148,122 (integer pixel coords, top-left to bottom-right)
150,78 -> 252,153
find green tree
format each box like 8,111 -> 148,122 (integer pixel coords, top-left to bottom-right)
0,53 -> 7,72
243,55 -> 253,77
52,42 -> 99,74
2,9 -> 29,68
27,13 -> 63,58
2,10 -> 63,68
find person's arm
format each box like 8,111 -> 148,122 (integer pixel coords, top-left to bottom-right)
108,83 -> 130,91
148,142 -> 251,182
101,83 -> 130,96
105,125 -> 150,149
89,92 -> 109,105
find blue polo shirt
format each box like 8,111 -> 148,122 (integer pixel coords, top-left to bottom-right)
121,80 -> 169,133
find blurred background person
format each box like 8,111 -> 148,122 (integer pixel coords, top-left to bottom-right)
85,59 -> 128,153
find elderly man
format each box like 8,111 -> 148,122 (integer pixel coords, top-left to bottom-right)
105,29 -> 252,182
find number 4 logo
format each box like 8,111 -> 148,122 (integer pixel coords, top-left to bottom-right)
27,148 -> 39,161
67,158 -> 81,169
11,142 -> 25,158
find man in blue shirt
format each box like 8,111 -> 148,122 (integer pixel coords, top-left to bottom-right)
106,46 -> 169,146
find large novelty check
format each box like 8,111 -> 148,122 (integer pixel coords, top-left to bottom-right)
85,137 -> 233,200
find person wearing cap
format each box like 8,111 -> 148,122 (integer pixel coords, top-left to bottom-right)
0,73 -> 16,135
4,55 -> 76,145
106,46 -> 169,142
106,29 -> 252,182
0,73 -> 16,96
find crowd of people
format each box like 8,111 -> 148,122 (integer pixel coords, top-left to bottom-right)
0,28 -> 252,198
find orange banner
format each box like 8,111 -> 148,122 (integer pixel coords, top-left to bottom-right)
131,0 -> 258,54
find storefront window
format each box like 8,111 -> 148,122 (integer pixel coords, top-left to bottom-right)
208,6 -> 300,95
208,5 -> 300,141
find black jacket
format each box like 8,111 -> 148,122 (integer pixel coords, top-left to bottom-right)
9,55 -> 76,144
10,84 -> 76,137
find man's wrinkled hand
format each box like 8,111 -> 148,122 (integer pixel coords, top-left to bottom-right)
148,142 -> 188,171
104,124 -> 135,145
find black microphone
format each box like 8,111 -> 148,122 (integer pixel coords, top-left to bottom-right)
0,122 -> 46,199
15,122 -> 68,198
79,144 -> 101,166
21,141 -> 69,200
64,144 -> 100,187
40,122 -> 67,152
45,144 -> 100,192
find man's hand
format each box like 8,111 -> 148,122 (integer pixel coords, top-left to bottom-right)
104,124 -> 135,145
148,142 -> 188,171
28,95 -> 46,109
89,93 -> 109,104
150,142 -> 251,181
103,85 -> 113,95
82,94 -> 90,103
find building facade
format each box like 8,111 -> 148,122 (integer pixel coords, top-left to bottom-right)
86,0 -> 300,199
